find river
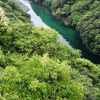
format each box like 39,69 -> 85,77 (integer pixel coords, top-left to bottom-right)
18,0 -> 100,64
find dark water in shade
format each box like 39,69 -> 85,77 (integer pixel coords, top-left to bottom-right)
18,0 -> 100,64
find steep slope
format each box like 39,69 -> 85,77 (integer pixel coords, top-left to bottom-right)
0,0 -> 100,100
0,0 -> 30,24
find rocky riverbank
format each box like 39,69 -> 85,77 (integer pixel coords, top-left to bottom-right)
14,0 -> 29,12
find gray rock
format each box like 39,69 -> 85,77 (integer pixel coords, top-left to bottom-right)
14,0 -> 29,12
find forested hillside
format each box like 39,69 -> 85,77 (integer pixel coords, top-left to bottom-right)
0,0 -> 30,23
0,0 -> 100,100
34,0 -> 100,56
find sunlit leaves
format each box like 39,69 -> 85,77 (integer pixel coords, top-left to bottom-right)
0,54 -> 87,100
8,23 -> 58,55
0,22 -> 80,61
2,66 -> 21,83
29,79 -> 47,93
0,7 -> 9,35
0,49 -> 6,67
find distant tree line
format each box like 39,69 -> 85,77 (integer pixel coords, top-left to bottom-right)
34,0 -> 100,56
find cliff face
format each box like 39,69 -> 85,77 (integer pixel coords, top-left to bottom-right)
33,0 -> 100,56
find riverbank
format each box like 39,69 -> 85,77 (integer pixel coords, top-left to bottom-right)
33,1 -> 100,57
14,0 -> 30,12
15,0 -> 100,64
34,1 -> 72,26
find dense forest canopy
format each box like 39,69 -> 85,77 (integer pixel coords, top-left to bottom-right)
0,0 -> 100,100
34,0 -> 100,56
0,0 -> 30,23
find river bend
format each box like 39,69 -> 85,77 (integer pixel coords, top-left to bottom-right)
18,0 -> 100,64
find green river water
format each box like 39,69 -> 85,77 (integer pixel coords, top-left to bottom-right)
19,0 -> 100,64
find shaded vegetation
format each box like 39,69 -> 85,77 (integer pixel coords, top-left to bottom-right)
0,0 -> 30,23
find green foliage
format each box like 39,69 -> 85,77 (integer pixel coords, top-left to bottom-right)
5,12 -> 19,24
72,58 -> 100,85
0,0 -> 100,99
55,4 -> 70,17
1,23 -> 58,54
0,22 -> 81,62
0,52 -> 100,100
0,54 -> 87,100
0,0 -> 30,23
0,7 -> 9,35
45,0 -> 52,5
41,0 -> 100,55
71,58 -> 100,99
0,49 -> 6,67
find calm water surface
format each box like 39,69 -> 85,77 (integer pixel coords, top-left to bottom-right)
18,0 -> 100,64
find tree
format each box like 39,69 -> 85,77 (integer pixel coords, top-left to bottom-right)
0,7 -> 9,35
0,54 -> 86,100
